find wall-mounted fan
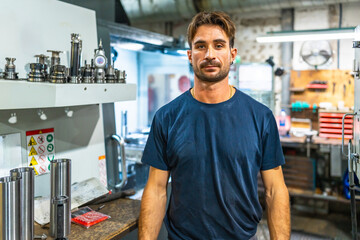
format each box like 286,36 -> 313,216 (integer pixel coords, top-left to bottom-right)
300,40 -> 333,68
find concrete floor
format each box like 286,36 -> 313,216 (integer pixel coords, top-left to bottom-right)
122,209 -> 354,240
126,187 -> 356,239
257,211 -> 353,240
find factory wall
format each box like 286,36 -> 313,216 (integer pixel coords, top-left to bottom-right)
132,3 -> 360,115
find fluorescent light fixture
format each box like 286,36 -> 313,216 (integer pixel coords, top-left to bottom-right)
8,113 -> 17,124
119,43 -> 144,51
256,27 -> 355,43
176,50 -> 188,55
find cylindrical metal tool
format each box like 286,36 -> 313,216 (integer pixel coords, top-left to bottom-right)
69,33 -> 82,83
0,175 -> 21,240
94,39 -> 107,83
47,50 -> 63,67
49,65 -> 67,83
52,196 -> 70,240
81,64 -> 94,83
50,159 -> 71,237
4,57 -> 19,80
28,63 -> 45,82
34,54 -> 49,81
10,167 -> 34,240
115,70 -> 126,83
105,64 -> 116,83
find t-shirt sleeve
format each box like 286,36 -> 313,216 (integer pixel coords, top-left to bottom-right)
141,113 -> 169,171
261,112 -> 285,170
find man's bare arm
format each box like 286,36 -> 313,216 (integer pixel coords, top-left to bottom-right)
139,167 -> 170,240
261,166 -> 290,240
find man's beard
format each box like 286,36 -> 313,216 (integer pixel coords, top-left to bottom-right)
192,59 -> 230,83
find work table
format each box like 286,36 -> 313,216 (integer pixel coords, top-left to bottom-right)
35,198 -> 141,240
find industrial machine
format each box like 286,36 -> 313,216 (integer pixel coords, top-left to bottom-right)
0,0 -> 135,238
342,25 -> 360,240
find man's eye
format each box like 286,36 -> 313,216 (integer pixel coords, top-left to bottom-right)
216,44 -> 224,48
196,45 -> 205,49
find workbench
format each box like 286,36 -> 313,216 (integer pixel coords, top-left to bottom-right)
279,135 -> 351,203
35,198 -> 141,240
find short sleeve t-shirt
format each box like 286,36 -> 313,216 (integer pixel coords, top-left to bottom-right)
142,88 -> 285,239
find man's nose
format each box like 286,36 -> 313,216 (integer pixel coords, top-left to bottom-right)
205,46 -> 215,60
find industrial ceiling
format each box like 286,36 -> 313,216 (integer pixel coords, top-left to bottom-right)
120,0 -> 360,24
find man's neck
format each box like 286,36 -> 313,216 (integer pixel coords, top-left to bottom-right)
192,78 -> 233,104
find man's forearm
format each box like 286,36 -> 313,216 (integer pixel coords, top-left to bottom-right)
266,185 -> 290,240
138,184 -> 167,240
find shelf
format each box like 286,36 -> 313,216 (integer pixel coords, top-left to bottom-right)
290,87 -> 306,93
0,80 -> 137,110
259,186 -> 351,204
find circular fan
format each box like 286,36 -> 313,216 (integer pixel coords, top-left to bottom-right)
300,40 -> 332,67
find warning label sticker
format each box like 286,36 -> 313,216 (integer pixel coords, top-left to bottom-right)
28,136 -> 37,146
29,147 -> 37,156
29,156 -> 38,166
26,128 -> 55,176
37,135 -> 45,144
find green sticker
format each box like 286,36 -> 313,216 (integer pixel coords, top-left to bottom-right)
47,134 -> 53,142
48,164 -> 51,171
47,144 -> 54,152
48,154 -> 55,161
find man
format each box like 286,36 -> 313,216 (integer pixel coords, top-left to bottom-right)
139,11 -> 290,240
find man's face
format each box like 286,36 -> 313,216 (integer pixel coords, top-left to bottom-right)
187,24 -> 237,83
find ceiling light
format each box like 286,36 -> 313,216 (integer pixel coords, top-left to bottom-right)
119,43 -> 144,51
37,110 -> 47,121
256,27 -> 355,43
8,113 -> 17,124
64,108 -> 73,118
176,50 -> 188,55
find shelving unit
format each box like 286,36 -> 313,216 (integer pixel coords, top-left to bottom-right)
0,80 -> 137,110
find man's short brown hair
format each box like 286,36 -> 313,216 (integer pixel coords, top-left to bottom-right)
187,11 -> 236,49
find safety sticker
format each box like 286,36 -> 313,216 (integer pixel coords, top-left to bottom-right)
38,155 -> 46,164
29,147 -> 38,156
28,136 -> 37,146
38,165 -> 47,174
47,134 -> 53,142
98,155 -> 107,187
38,145 -> 46,154
29,156 -> 38,166
47,144 -> 54,152
26,128 -> 55,176
37,135 -> 45,144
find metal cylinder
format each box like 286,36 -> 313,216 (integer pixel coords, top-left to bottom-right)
50,159 -> 71,237
28,63 -> 45,82
4,57 -> 19,80
49,65 -> 67,84
69,33 -> 82,83
52,196 -> 70,239
0,176 -> 20,240
10,167 -> 34,240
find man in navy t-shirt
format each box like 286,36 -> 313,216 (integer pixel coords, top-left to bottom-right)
139,11 -> 290,240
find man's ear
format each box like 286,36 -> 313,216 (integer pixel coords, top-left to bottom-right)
231,48 -> 238,63
187,49 -> 192,64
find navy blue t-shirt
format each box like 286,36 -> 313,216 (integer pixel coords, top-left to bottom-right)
141,88 -> 285,240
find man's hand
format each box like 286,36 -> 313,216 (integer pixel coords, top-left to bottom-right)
138,167 -> 170,240
261,166 -> 290,240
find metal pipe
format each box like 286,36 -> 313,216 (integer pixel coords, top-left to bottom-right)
106,135 -> 127,192
0,175 -> 21,240
10,167 -> 34,240
280,8 -> 293,115
50,159 -> 71,237
52,196 -> 70,240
